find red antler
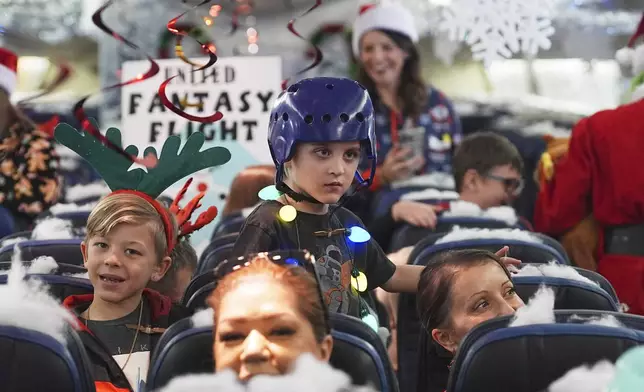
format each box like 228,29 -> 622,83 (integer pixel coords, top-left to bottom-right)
170,177 -> 193,215
170,178 -> 218,238
180,206 -> 219,236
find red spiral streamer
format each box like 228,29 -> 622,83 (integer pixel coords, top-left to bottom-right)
158,0 -> 223,123
72,0 -> 161,168
282,0 -> 324,90
17,63 -> 72,106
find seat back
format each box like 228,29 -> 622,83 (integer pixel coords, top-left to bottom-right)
148,313 -> 398,392
512,275 -> 619,311
0,239 -> 83,265
414,238 -> 569,265
396,268 -> 608,392
0,230 -> 32,245
390,217 -> 516,252
0,261 -> 87,276
196,243 -> 234,275
0,325 -> 95,392
52,211 -> 91,229
448,313 -> 644,392
197,233 -> 238,269
0,274 -> 93,302
181,270 -> 216,309
211,215 -> 245,240
408,230 -> 568,266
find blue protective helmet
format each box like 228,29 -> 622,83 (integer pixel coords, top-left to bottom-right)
268,77 -> 377,192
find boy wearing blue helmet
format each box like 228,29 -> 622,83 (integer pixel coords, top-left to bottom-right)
231,77 -> 422,322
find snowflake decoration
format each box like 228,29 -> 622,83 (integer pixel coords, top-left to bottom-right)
438,0 -> 557,67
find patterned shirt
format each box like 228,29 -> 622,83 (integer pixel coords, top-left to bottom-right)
0,121 -> 61,221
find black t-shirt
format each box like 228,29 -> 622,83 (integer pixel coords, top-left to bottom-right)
230,200 -> 397,317
84,300 -> 152,391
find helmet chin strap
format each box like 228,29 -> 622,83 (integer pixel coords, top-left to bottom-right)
275,167 -> 324,204
275,166 -> 370,209
276,181 -> 324,204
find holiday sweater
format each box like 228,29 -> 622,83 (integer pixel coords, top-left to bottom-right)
0,120 -> 60,225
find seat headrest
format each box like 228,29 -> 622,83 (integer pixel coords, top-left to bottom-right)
181,270 -> 217,307
449,321 -> 644,392
414,238 -> 568,265
200,233 -> 238,264
0,239 -> 83,265
212,216 -> 246,238
512,275 -> 619,311
148,314 -> 398,392
196,243 -> 234,275
390,217 -> 516,251
0,274 -> 92,302
0,325 -> 95,392
46,211 -> 91,229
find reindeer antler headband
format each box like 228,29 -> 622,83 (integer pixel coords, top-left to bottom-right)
169,177 -> 219,239
54,119 -> 231,254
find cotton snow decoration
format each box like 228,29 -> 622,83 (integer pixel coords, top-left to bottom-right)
509,285 -> 555,327
400,188 -> 459,201
31,218 -> 75,240
0,260 -> 78,344
435,227 -> 541,245
27,256 -> 58,274
191,308 -> 214,328
65,181 -> 110,203
442,200 -> 519,225
64,272 -> 90,279
515,262 -> 600,287
247,354 -> 377,392
568,314 -> 626,329
156,371 -> 244,392
49,202 -> 96,215
155,354 -> 377,392
547,360 -> 616,392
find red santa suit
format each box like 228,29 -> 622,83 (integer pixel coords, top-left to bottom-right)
534,14 -> 644,314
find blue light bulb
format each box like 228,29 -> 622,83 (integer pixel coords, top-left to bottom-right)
347,226 -> 371,243
284,258 -> 300,266
362,314 -> 379,332
258,185 -> 282,201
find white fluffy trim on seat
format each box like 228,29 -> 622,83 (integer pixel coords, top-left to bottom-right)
435,227 -> 541,245
442,200 -> 519,225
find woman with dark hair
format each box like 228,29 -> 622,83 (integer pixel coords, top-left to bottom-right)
351,1 -> 462,191
416,249 -> 525,392
0,48 -> 60,231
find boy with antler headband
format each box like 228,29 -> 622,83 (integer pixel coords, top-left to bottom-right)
57,121 -> 230,392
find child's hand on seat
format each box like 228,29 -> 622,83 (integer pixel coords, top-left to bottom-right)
391,200 -> 443,229
495,246 -> 522,268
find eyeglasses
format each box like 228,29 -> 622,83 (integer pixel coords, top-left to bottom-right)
213,249 -> 331,334
483,173 -> 524,196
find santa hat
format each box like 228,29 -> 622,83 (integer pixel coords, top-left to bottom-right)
351,0 -> 419,56
615,12 -> 644,75
0,48 -> 18,96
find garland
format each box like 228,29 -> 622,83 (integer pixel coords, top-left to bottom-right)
306,23 -> 358,79
158,23 -> 214,59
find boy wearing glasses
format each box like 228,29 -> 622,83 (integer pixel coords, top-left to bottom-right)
451,132 -> 524,210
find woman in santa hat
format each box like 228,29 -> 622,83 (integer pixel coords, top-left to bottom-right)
534,13 -> 644,315
352,0 -> 462,192
0,47 -> 60,231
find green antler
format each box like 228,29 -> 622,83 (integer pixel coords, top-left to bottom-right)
55,120 -> 232,198
54,120 -> 145,191
136,132 -> 232,198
